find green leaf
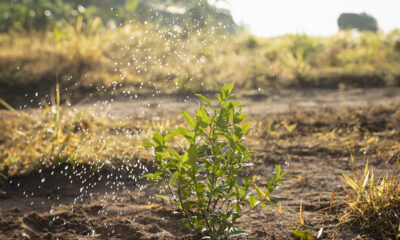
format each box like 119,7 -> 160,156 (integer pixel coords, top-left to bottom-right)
242,122 -> 251,133
227,104 -> 235,122
165,160 -> 179,169
165,146 -> 180,159
236,144 -> 247,153
227,82 -> 235,94
227,94 -> 239,100
234,113 -> 247,124
167,168 -> 178,185
169,176 -> 176,186
164,130 -> 180,142
234,126 -> 243,139
290,230 -> 314,240
243,151 -> 254,161
255,186 -> 263,200
194,219 -> 203,229
195,106 -> 211,134
181,111 -> 195,129
274,165 -> 286,181
155,152 -> 172,161
196,144 -> 206,152
182,218 -> 192,229
187,144 -> 198,165
143,173 -> 162,180
175,127 -> 195,142
236,203 -> 241,215
153,133 -> 164,146
217,94 -> 223,104
236,185 -> 245,198
181,152 -> 189,164
196,183 -> 205,194
216,108 -> 228,129
224,101 -> 242,108
155,194 -> 170,204
196,94 -> 211,107
141,141 -> 154,147
275,165 -> 281,176
222,82 -> 235,96
182,200 -> 195,210
181,188 -> 192,200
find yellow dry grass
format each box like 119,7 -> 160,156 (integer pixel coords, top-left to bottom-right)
342,160 -> 400,237
1,22 -> 400,93
0,98 -> 186,177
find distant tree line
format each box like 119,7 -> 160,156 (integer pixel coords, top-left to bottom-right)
0,0 -> 236,33
338,12 -> 378,33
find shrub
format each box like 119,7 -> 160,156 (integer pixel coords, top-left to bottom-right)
143,83 -> 285,239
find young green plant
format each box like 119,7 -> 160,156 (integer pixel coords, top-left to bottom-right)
143,83 -> 285,239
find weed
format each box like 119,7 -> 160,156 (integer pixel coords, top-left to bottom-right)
143,83 -> 285,239
341,159 -> 400,238
291,230 -> 314,240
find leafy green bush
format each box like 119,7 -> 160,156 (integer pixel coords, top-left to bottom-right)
0,0 -> 81,32
143,83 -> 285,239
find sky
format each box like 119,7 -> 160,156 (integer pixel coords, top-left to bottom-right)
212,0 -> 400,37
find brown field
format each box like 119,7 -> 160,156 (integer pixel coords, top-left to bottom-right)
1,88 -> 399,239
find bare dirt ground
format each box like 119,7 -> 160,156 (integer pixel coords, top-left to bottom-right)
1,88 -> 400,240
81,88 -> 400,119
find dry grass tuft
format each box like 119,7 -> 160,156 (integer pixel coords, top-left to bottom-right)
341,160 -> 400,238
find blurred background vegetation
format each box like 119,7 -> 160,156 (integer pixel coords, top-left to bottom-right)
1,0 -> 400,103
0,0 -> 236,32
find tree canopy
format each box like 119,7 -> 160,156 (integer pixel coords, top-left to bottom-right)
0,0 -> 236,33
338,13 -> 378,33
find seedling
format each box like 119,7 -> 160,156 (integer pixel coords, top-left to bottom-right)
143,83 -> 285,239
291,230 -> 314,240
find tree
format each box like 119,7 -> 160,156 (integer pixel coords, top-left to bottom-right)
338,13 -> 378,33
